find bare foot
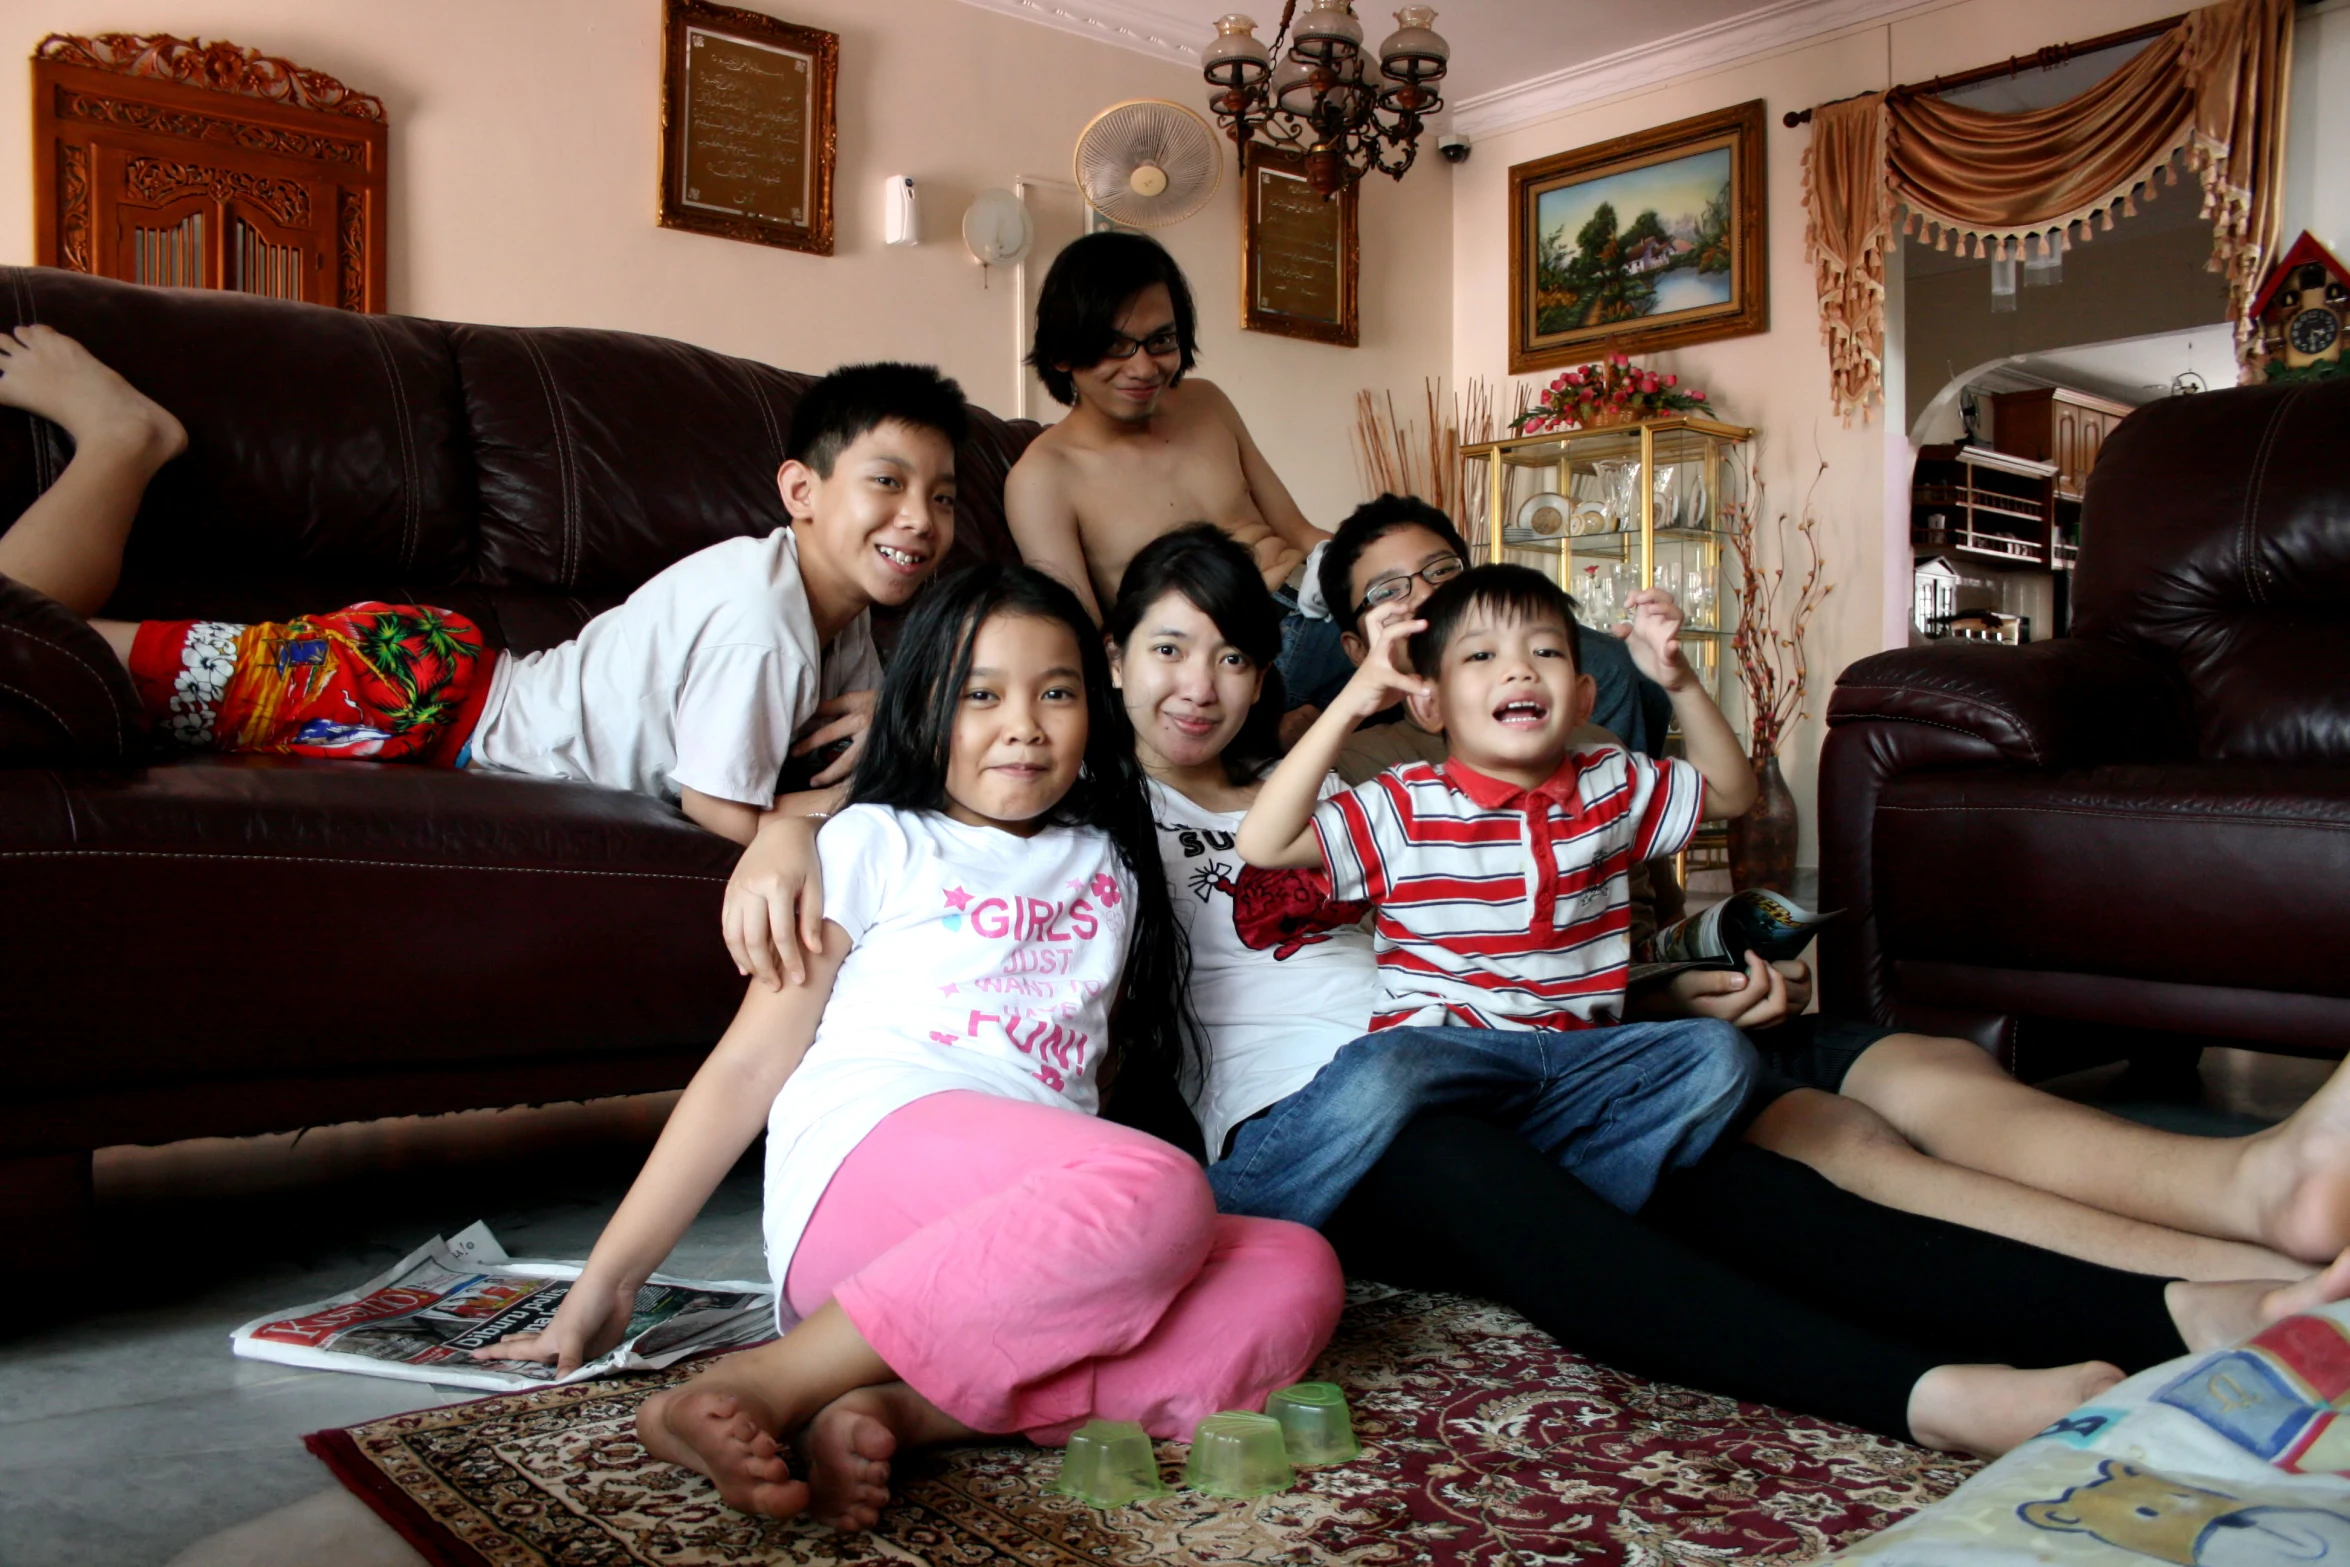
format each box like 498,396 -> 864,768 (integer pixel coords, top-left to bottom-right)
2169,1247 -> 2350,1353
799,1390 -> 899,1530
0,325 -> 186,463
797,1380 -> 981,1531
637,1385 -> 811,1518
2250,1060 -> 2350,1263
1906,1361 -> 2126,1458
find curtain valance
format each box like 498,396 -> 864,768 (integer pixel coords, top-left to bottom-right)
1803,0 -> 2293,422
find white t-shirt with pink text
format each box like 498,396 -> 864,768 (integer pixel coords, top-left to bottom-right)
760,804 -> 1134,1314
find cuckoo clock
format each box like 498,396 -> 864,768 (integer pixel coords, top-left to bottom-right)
2250,233 -> 2348,376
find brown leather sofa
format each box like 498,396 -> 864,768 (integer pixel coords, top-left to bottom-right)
0,265 -> 1039,1257
1819,378 -> 2350,1079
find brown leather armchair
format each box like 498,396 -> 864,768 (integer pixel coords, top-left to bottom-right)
0,266 -> 1039,1256
1819,378 -> 2350,1080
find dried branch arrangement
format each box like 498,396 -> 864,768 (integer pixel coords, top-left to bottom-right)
1351,378 -> 1501,543
1725,450 -> 1834,763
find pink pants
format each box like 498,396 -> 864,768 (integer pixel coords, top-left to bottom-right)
784,1090 -> 1344,1444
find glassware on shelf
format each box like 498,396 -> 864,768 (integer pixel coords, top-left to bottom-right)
1594,459 -> 1641,531
1651,464 -> 1678,532
1575,558 -> 1626,627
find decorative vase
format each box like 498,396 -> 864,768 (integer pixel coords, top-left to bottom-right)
1728,752 -> 1798,894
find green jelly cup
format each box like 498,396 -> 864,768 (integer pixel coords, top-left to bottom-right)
1265,1382 -> 1360,1465
1052,1420 -> 1167,1507
1182,1410 -> 1294,1498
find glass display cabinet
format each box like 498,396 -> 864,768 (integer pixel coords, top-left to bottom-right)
1460,414 -> 1754,874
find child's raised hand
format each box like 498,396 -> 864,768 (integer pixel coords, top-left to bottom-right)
725,816 -> 827,989
1614,587 -> 1692,690
472,1269 -> 637,1376
1336,603 -> 1432,720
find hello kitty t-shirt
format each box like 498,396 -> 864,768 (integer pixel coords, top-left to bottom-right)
761,804 -> 1133,1311
1149,777 -> 1376,1161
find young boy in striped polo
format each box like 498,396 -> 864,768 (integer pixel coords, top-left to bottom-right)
1221,564 -> 1761,1226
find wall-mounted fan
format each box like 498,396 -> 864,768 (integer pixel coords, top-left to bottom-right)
1073,99 -> 1221,229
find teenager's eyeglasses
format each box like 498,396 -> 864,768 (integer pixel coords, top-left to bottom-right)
1099,327 -> 1183,361
1355,556 -> 1466,620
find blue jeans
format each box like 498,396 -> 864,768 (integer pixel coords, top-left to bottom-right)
1207,1018 -> 1756,1227
1275,603 -> 1355,712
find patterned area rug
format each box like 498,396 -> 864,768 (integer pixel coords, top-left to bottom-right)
308,1283 -> 1976,1566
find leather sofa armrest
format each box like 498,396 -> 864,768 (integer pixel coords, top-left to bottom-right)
1828,637 -> 2184,770
1818,636 -> 2180,1026
0,574 -> 147,764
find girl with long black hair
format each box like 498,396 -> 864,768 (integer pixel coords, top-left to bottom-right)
484,563 -> 1342,1526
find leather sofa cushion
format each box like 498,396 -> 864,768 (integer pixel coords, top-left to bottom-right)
0,571 -> 145,762
2077,379 -> 2350,763
0,758 -> 744,1094
453,323 -> 813,597
1870,762 -> 2350,999
0,267 -> 476,609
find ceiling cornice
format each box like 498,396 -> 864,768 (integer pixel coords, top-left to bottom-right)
952,0 -> 1201,68
1449,0 -> 1929,137
950,0 -> 1942,134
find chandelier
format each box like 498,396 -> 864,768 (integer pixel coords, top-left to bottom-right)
1201,3 -> 1450,198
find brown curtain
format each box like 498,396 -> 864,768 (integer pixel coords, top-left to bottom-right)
1802,94 -> 1892,426
1804,0 -> 2292,422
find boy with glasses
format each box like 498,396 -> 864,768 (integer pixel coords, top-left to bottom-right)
1315,494 -> 1671,782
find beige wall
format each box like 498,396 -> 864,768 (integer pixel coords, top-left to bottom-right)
0,0 -> 1452,530
1448,0 -> 2243,866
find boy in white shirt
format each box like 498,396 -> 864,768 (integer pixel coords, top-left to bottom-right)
0,331 -> 961,852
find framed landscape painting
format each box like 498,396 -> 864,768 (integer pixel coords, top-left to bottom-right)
1508,100 -> 1766,373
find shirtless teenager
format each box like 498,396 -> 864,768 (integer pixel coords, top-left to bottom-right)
1004,233 -> 1352,711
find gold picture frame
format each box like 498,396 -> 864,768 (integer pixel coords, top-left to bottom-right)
1242,143 -> 1358,347
1508,100 -> 1766,372
658,0 -> 837,256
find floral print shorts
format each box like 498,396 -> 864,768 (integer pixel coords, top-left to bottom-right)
127,602 -> 495,764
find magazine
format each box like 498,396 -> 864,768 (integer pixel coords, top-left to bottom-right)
230,1221 -> 774,1392
1630,889 -> 1838,984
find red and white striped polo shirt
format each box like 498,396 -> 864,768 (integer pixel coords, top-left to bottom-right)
1310,748 -> 1705,1032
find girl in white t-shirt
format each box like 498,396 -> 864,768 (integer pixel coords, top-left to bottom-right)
481,564 -> 1342,1527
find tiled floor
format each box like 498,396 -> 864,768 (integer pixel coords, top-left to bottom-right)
2,1051 -> 2337,1567
0,1097 -> 761,1567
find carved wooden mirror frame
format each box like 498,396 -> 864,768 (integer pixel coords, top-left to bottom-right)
32,33 -> 388,311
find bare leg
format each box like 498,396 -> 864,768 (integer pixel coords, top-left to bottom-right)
0,325 -> 185,622
1842,1035 -> 2350,1264
1748,1089 -> 2306,1281
798,1381 -> 979,1531
634,1300 -> 895,1519
1897,1254 -> 2350,1458
1906,1361 -> 2125,1459
2165,1247 -> 2350,1354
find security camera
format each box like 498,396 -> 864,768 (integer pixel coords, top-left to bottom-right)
1437,132 -> 1470,165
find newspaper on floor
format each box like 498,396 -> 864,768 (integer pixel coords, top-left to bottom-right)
1630,889 -> 1840,986
230,1221 -> 775,1393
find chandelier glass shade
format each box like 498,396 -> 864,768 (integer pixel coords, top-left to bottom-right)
1202,5 -> 1449,197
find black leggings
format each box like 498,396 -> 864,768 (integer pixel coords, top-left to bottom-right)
1321,1113 -> 2188,1440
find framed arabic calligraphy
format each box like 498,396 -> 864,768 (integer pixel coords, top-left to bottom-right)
658,0 -> 837,256
1242,143 -> 1357,347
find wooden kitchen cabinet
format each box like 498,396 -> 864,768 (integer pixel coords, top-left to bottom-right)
1991,387 -> 2134,500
